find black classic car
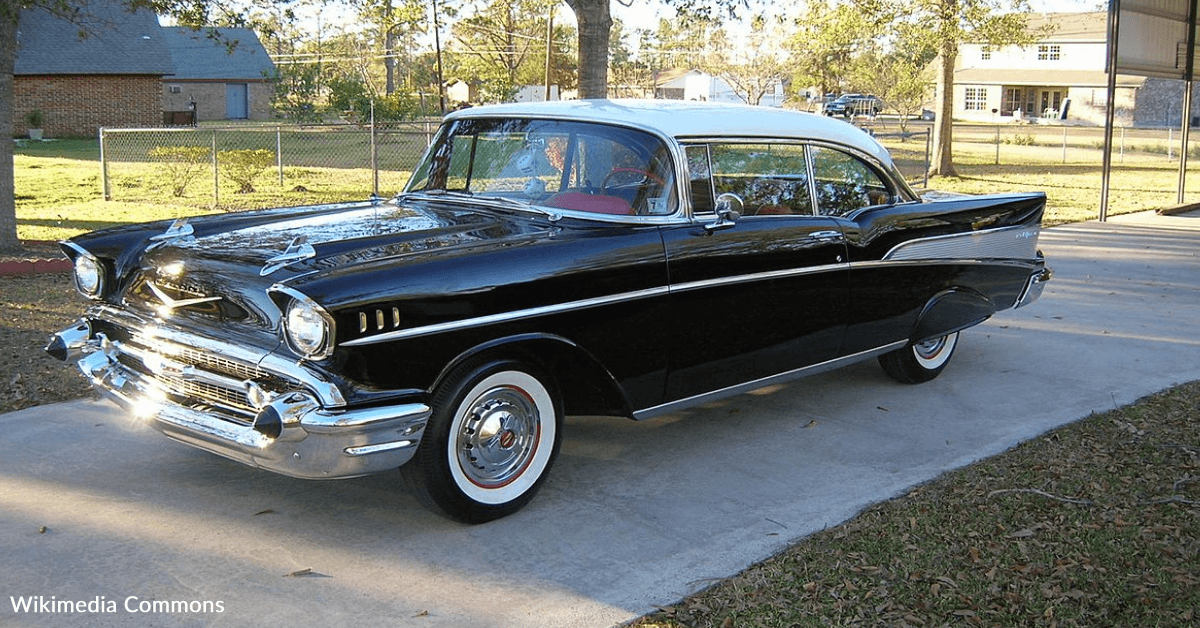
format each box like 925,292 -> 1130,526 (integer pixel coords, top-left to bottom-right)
47,100 -> 1051,522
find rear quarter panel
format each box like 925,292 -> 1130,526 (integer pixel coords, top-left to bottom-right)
837,192 -> 1046,354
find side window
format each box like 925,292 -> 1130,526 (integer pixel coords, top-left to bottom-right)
685,145 -> 715,215
708,143 -> 812,216
810,146 -> 892,216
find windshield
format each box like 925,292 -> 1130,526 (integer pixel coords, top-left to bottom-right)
407,118 -> 678,217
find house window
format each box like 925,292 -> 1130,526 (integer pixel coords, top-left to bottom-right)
1003,88 -> 1025,115
965,87 -> 987,111
981,48 -> 992,61
1038,45 -> 1061,61
169,85 -> 183,94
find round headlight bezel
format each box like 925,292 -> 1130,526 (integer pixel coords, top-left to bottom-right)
280,292 -> 336,360
68,247 -> 106,299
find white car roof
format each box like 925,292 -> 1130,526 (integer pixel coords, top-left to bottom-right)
446,99 -> 895,167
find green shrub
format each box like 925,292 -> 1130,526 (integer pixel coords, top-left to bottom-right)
1004,133 -> 1037,146
217,149 -> 275,193
149,145 -> 209,197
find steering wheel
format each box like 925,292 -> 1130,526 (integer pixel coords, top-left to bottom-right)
601,168 -> 665,193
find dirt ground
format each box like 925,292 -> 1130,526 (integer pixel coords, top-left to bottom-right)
0,248 -> 94,413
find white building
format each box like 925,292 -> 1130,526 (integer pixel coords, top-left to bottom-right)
654,68 -> 786,108
954,12 -> 1193,127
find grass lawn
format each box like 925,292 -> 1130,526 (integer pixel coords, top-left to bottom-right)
14,136 -> 417,241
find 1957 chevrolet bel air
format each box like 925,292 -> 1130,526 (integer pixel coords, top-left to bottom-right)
47,100 -> 1051,522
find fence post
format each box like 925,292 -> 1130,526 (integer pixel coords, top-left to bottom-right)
99,127 -> 111,201
994,125 -> 1000,166
212,129 -> 219,207
277,126 -> 284,187
370,102 -> 379,197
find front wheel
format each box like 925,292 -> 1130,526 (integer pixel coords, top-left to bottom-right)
878,331 -> 960,384
405,360 -> 562,523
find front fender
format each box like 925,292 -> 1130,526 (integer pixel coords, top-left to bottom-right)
912,288 -> 995,343
434,333 -> 634,419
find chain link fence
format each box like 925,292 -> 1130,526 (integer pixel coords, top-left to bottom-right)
870,128 -> 931,188
100,122 -> 436,211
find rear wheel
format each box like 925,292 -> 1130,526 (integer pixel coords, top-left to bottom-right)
878,331 -> 960,384
406,359 -> 562,523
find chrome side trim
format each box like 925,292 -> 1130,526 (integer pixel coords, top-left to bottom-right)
632,341 -> 907,420
669,262 -> 849,295
342,263 -> 853,347
848,258 -> 1039,272
342,286 -> 671,346
883,225 -> 1040,262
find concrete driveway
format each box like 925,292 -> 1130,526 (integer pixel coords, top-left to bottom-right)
3,211 -> 1199,627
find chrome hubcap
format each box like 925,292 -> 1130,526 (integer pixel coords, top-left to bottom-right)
456,386 -> 540,488
914,336 -> 946,360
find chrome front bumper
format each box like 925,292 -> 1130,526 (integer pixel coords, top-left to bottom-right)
47,318 -> 430,480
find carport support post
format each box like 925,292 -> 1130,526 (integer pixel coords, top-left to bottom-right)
1178,0 -> 1198,204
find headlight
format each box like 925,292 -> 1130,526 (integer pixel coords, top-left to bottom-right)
72,252 -> 105,298
284,297 -> 334,359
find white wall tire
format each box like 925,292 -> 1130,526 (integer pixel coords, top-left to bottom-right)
407,360 -> 562,523
878,331 -> 960,384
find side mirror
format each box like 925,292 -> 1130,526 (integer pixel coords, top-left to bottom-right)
705,193 -> 743,233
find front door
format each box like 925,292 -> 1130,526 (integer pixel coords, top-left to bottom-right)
661,142 -> 849,403
225,83 -> 249,119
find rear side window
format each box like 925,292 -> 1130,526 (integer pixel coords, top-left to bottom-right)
685,142 -> 814,217
809,146 -> 893,216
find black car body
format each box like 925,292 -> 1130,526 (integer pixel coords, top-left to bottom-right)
48,100 -> 1050,522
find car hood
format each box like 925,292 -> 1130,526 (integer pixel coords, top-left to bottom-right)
115,198 -> 549,330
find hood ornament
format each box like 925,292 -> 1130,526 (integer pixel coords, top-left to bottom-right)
147,218 -> 195,250
261,236 -> 316,276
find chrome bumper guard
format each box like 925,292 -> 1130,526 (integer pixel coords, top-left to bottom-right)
48,320 -> 430,480
1014,263 -> 1053,309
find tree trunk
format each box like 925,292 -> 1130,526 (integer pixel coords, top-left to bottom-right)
929,34 -> 958,177
0,15 -> 20,253
565,0 -> 611,99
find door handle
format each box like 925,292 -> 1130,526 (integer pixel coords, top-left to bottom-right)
807,230 -> 844,242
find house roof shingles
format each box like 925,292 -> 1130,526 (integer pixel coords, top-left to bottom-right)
15,0 -> 173,75
162,27 -> 276,81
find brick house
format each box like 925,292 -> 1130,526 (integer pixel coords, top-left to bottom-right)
955,11 -> 1198,127
14,1 -> 173,137
161,27 -> 276,123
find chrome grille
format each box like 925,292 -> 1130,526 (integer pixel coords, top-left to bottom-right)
100,324 -> 286,420
159,374 -> 254,415
175,346 -> 265,381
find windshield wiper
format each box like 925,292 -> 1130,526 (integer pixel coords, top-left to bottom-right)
412,189 -> 561,221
